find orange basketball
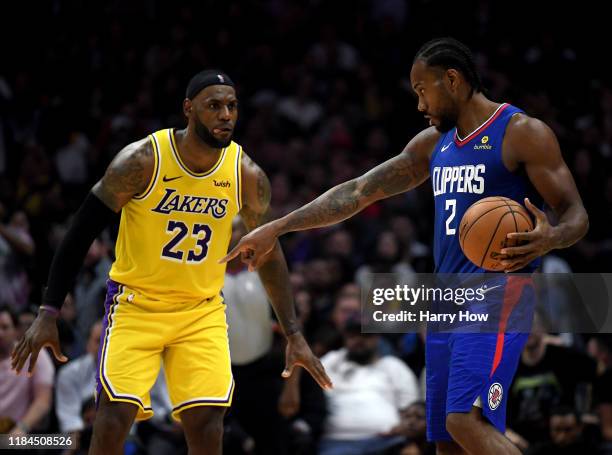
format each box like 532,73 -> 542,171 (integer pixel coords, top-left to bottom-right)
459,196 -> 534,271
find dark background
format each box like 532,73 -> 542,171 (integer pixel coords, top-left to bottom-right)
1,1 -> 611,454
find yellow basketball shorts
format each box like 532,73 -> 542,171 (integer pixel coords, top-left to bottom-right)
95,280 -> 234,421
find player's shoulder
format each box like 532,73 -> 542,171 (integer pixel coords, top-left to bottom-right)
111,136 -> 155,169
239,145 -> 255,171
238,148 -> 271,212
506,112 -> 555,141
504,112 -> 559,161
239,148 -> 268,184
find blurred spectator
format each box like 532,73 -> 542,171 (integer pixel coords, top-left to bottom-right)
17,305 -> 37,338
278,367 -> 328,455
507,311 -> 596,446
322,228 -> 359,283
589,335 -> 612,447
388,215 -> 430,272
308,24 -> 359,72
355,230 -> 416,292
54,131 -> 90,186
310,287 -> 361,356
304,258 -> 343,314
55,320 -> 102,450
277,75 -> 323,135
395,401 -> 435,455
0,304 -> 54,435
0,206 -> 34,310
318,319 -> 419,455
57,294 -> 78,359
525,406 -> 598,455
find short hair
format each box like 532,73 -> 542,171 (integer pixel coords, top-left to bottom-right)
408,400 -> 426,410
414,37 -> 484,97
0,304 -> 19,328
550,405 -> 580,422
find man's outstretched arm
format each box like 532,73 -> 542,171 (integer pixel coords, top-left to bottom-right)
239,153 -> 332,390
222,127 -> 439,269
276,136 -> 432,234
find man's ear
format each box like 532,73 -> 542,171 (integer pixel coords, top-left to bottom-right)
445,68 -> 461,94
183,98 -> 192,118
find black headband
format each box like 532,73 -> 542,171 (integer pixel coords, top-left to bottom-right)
186,70 -> 235,100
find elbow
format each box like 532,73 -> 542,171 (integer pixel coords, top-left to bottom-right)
580,208 -> 589,240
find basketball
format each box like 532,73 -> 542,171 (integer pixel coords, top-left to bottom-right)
459,197 -> 534,271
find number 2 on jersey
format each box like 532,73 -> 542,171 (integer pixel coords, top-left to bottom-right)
162,220 -> 212,263
445,199 -> 456,235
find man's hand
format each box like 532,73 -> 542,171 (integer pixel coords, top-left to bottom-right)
500,198 -> 555,272
219,221 -> 279,271
282,332 -> 332,390
11,311 -> 68,375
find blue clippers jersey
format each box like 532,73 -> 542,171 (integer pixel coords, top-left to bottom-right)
430,103 -> 542,273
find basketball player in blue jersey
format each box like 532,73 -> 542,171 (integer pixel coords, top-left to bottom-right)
222,38 -> 589,455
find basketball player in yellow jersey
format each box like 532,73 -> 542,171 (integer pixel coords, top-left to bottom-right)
11,70 -> 332,455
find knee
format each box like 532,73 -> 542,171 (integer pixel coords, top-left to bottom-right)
93,409 -> 134,441
94,398 -> 136,438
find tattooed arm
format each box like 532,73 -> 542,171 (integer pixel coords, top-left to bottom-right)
239,153 -> 332,389
222,127 -> 440,269
11,138 -> 154,375
239,153 -> 299,335
92,137 -> 155,211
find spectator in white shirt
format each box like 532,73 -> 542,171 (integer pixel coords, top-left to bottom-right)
319,319 -> 420,455
55,320 -> 102,447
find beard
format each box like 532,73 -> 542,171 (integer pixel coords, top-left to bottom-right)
435,114 -> 457,133
346,347 -> 377,365
194,118 -> 232,148
433,97 -> 459,133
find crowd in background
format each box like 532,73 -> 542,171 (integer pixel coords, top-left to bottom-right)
1,0 -> 611,454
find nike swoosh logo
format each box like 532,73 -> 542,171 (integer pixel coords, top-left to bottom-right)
163,175 -> 182,182
441,143 -> 451,152
478,284 -> 503,295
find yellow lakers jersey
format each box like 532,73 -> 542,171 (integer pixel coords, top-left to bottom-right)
109,128 -> 243,304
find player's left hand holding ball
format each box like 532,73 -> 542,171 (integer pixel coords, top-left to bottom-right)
282,331 -> 333,390
500,198 -> 555,272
